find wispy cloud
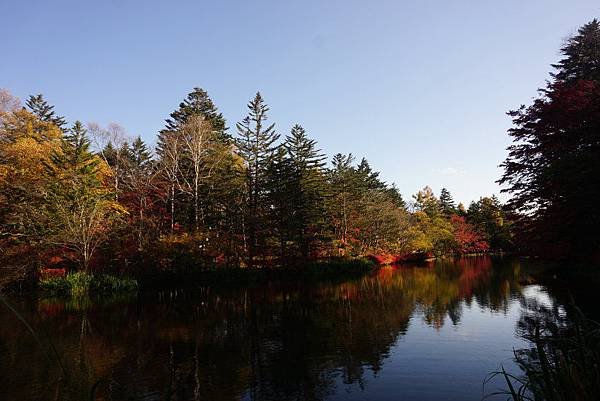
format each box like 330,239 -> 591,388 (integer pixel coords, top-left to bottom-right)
432,167 -> 466,176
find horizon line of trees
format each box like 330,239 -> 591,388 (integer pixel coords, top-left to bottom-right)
0,88 -> 512,272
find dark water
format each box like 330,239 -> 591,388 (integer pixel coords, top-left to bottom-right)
0,257 -> 578,401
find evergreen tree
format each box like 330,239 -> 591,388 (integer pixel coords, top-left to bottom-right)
384,184 -> 406,209
25,94 -> 67,129
48,121 -> 99,185
499,19 -> 600,257
327,153 -> 356,248
282,124 -> 327,258
265,146 -> 295,259
356,158 -> 386,191
552,19 -> 600,83
235,92 -> 280,263
439,188 -> 456,216
129,136 -> 152,169
122,136 -> 158,251
161,87 -> 227,141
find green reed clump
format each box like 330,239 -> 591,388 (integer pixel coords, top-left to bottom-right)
91,274 -> 138,293
40,272 -> 138,296
486,308 -> 600,401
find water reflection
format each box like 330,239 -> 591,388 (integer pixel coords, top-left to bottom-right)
1,257 -> 535,401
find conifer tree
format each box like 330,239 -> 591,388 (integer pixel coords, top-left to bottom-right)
552,19 -> 600,83
235,92 -> 280,263
129,136 -> 152,169
265,146 -> 294,258
384,184 -> 406,209
327,153 -> 356,248
439,188 -> 456,216
161,87 -> 227,141
48,121 -> 99,185
123,136 -> 157,251
25,94 -> 67,129
499,19 -> 600,257
282,124 -> 327,258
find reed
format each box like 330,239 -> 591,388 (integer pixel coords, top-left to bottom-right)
40,271 -> 138,296
485,308 -> 600,401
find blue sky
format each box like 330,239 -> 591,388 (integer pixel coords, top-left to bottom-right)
2,0 -> 598,204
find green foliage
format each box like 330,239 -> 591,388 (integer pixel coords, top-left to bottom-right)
467,196 -> 513,251
39,272 -> 138,296
235,92 -> 281,262
92,273 -> 139,293
3,85 -> 518,276
161,87 -> 228,142
439,188 -> 456,216
25,94 -> 66,129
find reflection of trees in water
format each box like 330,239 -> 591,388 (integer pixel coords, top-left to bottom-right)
498,282 -> 600,401
0,257 -> 526,401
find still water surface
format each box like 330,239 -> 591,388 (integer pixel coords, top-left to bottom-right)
0,257 -> 567,400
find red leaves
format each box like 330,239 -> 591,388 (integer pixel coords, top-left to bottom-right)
39,268 -> 67,279
450,215 -> 489,254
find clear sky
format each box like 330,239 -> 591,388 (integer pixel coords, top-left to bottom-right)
2,0 -> 598,205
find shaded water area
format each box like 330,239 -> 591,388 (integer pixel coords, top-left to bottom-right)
0,257 -> 588,401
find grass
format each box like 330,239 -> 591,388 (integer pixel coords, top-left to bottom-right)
485,307 -> 600,401
40,271 -> 138,296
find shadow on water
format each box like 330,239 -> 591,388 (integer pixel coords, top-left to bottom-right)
1,256 -> 587,401
485,265 -> 600,401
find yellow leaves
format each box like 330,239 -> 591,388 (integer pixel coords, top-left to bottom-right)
0,110 -> 61,192
107,200 -> 129,215
1,109 -> 62,143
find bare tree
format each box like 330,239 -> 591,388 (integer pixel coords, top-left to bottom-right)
178,116 -> 223,230
0,89 -> 20,122
88,122 -> 130,199
158,130 -> 183,233
45,190 -> 121,272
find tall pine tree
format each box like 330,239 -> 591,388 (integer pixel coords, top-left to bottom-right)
282,124 -> 327,258
235,92 -> 280,263
439,188 -> 456,216
25,94 -> 67,130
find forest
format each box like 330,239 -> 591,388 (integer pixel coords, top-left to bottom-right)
0,90 -> 510,284
2,19 -> 600,291
2,7 -> 600,401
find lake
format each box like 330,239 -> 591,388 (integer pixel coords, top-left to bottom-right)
0,257 -> 576,400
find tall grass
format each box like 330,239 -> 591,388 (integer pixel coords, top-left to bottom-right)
40,272 -> 138,296
485,307 -> 600,401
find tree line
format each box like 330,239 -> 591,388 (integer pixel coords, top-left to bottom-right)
0,89 -> 512,272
